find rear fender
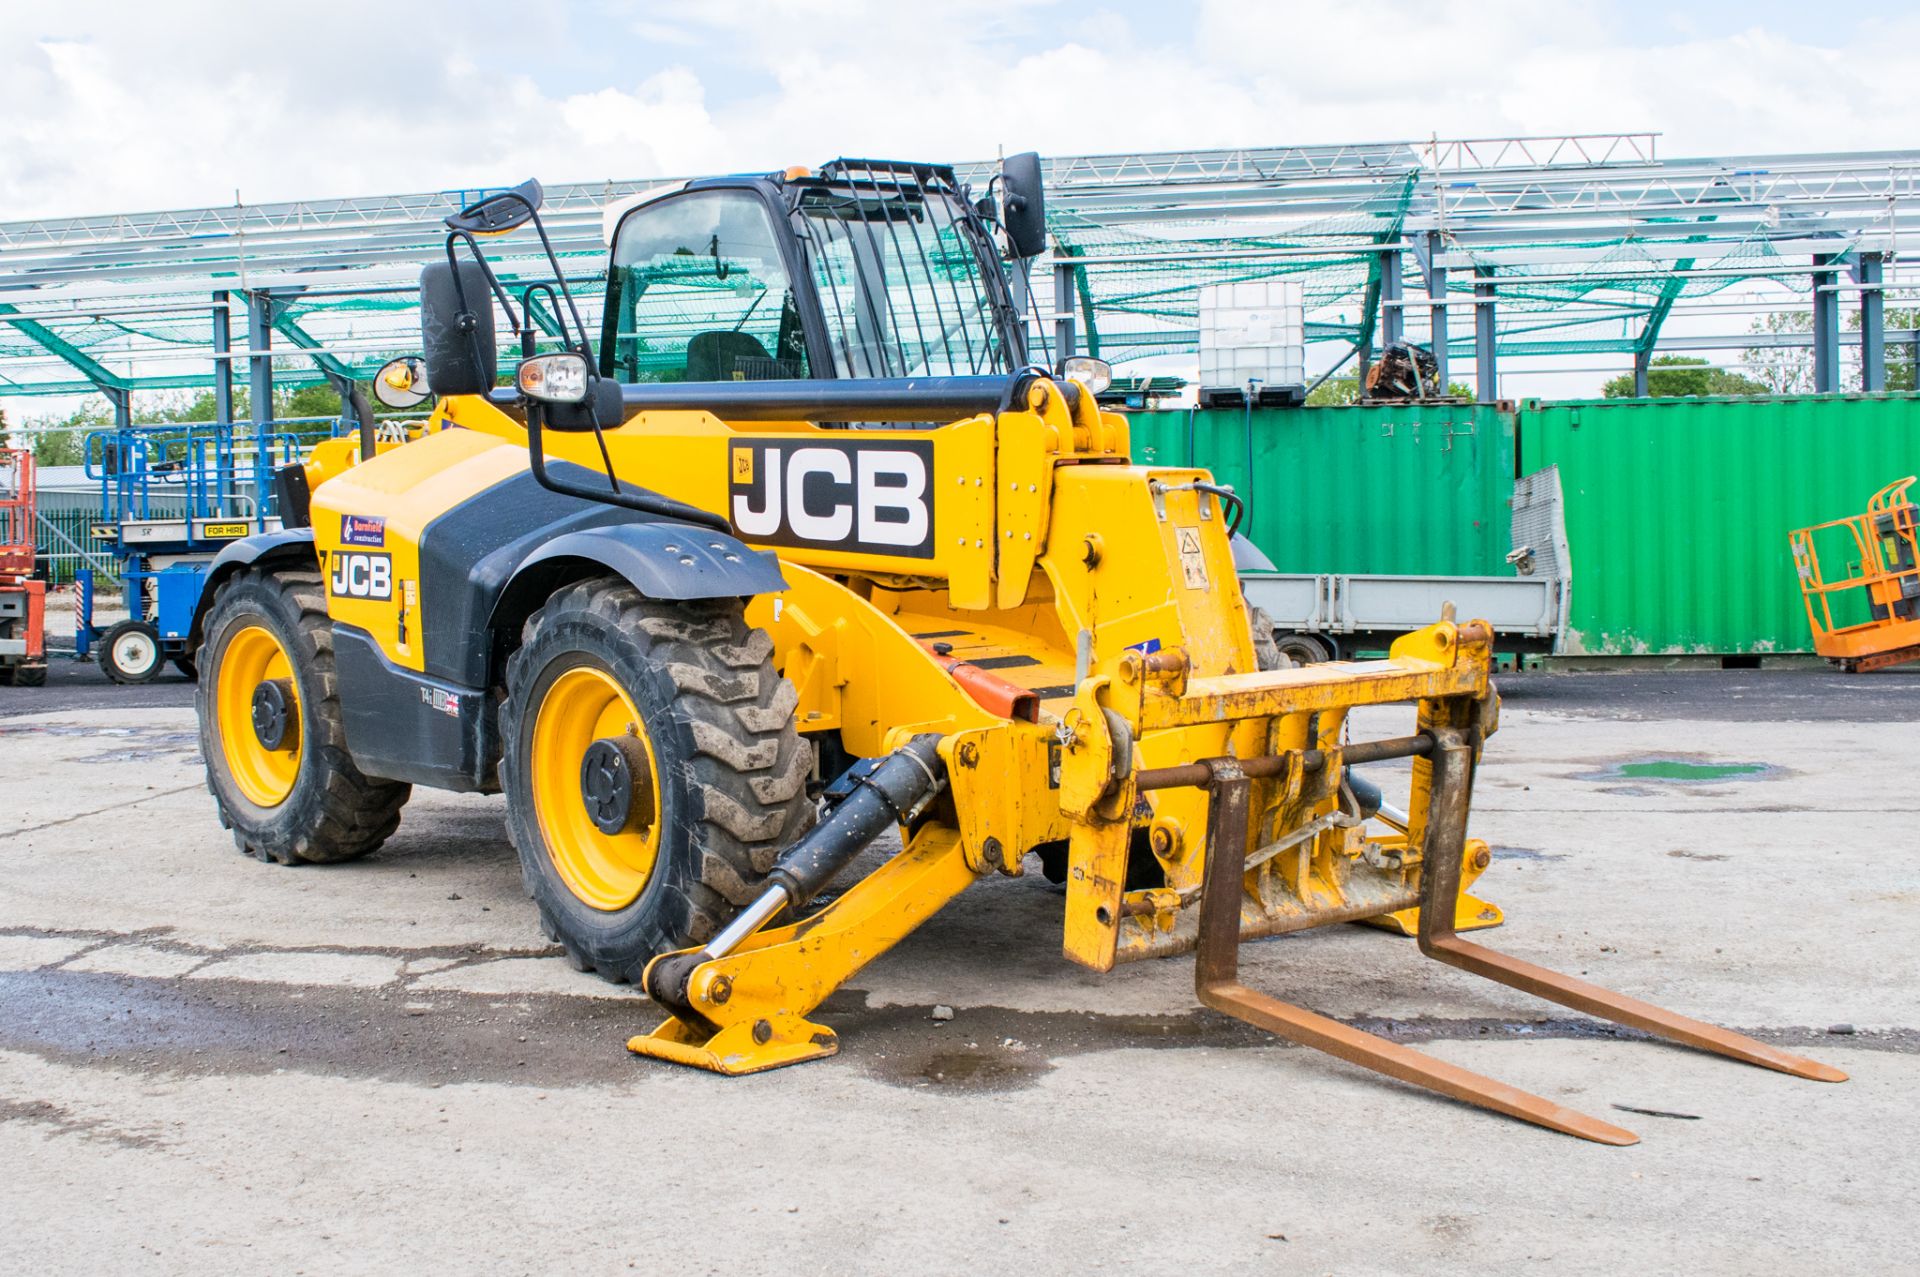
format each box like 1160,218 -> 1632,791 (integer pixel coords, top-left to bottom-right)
187,529 -> 317,650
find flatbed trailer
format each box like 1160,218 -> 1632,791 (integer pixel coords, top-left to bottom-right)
1243,466 -> 1570,662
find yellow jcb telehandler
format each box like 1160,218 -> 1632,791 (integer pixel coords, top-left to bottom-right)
190,158 -> 1841,1144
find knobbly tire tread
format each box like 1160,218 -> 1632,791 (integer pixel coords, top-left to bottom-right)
12,662 -> 47,687
195,566 -> 411,865
1247,604 -> 1288,672
500,577 -> 812,984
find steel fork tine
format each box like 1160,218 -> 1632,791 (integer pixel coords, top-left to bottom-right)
1417,730 -> 1848,1085
1195,763 -> 1641,1145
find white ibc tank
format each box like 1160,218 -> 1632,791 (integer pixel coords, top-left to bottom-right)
1198,280 -> 1306,402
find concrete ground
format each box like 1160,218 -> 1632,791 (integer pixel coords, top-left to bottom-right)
2,660 -> 1916,1274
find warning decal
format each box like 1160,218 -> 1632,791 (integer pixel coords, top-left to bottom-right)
1176,526 -> 1209,590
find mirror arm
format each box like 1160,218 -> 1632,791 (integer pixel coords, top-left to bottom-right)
347,383 -> 377,462
521,393 -> 729,533
444,229 -> 525,340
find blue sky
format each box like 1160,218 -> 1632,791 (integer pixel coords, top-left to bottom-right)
4,1 -> 1918,217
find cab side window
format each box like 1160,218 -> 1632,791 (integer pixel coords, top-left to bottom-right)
605,191 -> 809,383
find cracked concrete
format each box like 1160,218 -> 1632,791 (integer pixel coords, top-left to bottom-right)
2,672 -> 1919,1273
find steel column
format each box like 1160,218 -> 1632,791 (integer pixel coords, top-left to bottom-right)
1426,231 -> 1449,388
1380,250 -> 1404,348
245,291 -> 275,425
1859,253 -> 1885,392
1053,259 -> 1077,363
212,290 -> 234,425
1472,267 -> 1497,400
1632,348 -> 1652,398
103,385 -> 131,429
1812,253 -> 1844,393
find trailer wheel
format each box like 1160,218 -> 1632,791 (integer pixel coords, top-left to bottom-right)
1275,631 -> 1337,666
101,619 -> 164,684
195,566 -> 411,865
500,577 -> 812,984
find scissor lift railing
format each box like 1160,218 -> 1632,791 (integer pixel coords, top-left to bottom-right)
74,417 -> 348,678
1790,476 -> 1920,671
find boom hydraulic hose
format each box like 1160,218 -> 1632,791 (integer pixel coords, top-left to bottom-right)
647,734 -> 947,1014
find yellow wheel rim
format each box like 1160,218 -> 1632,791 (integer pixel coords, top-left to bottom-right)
530,664 -> 662,912
215,624 -> 302,808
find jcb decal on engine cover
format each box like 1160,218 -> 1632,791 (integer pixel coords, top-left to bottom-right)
330,551 -> 393,600
729,439 -> 934,558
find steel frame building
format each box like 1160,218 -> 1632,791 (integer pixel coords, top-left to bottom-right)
4,132 -> 1919,424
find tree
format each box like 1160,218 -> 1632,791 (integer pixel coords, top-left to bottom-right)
1742,307 -> 1919,393
4,380 -> 357,471
12,399 -> 112,466
1601,355 -> 1768,399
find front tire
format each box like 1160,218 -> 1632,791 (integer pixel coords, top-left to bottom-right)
195,566 -> 411,865
500,577 -> 812,983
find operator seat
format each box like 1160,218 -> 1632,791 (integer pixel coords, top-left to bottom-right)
687,330 -> 782,381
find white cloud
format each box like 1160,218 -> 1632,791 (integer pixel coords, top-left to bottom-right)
1,0 -> 1917,220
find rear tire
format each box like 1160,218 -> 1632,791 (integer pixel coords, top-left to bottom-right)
195,566 -> 411,865
500,577 -> 812,984
1247,604 -> 1288,671
11,661 -> 46,688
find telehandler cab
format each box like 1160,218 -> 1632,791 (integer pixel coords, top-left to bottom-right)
192,157 -> 1841,1143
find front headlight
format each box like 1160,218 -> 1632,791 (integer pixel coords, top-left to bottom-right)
517,352 -> 591,404
1060,355 -> 1112,396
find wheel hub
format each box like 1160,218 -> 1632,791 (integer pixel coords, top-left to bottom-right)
251,678 -> 298,750
579,736 -> 654,835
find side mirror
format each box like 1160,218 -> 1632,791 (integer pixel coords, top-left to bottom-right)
1000,152 -> 1047,259
372,356 -> 432,409
445,178 -> 544,236
419,259 -> 498,396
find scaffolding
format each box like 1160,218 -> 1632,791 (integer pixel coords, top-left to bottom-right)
4,135 -> 1919,412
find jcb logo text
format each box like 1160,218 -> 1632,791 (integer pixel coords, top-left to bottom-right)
729,440 -> 934,559
329,552 -> 393,600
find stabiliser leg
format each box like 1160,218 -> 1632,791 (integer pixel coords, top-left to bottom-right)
1415,731 -> 1847,1085
1191,759 -> 1640,1145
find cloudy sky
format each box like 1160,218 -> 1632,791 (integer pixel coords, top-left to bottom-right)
4,0 -> 1919,219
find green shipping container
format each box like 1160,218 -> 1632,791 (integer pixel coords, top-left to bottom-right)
1128,404 -> 1516,577
1520,393 -> 1920,655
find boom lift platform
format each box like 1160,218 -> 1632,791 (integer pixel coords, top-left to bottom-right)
191,161 -> 1842,1145
1792,476 -> 1920,671
0,446 -> 47,687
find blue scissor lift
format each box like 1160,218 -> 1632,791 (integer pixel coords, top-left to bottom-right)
76,419 -> 325,682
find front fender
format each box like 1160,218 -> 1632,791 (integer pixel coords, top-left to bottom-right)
487,524 -> 787,647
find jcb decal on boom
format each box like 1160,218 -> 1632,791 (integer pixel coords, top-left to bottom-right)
729,439 -> 934,559
330,551 -> 393,600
